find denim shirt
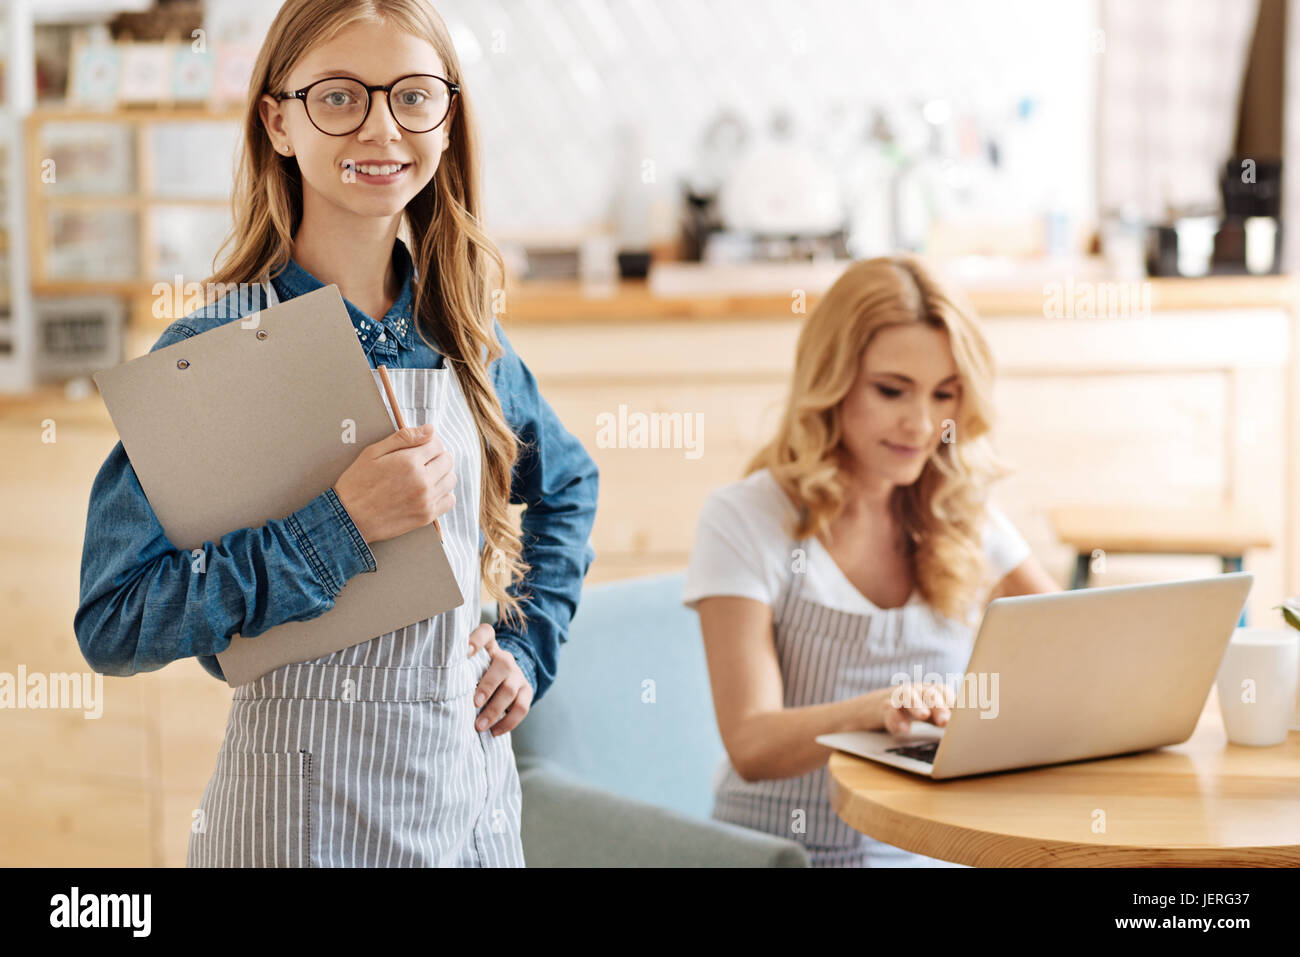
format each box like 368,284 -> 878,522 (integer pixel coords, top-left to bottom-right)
75,239 -> 598,702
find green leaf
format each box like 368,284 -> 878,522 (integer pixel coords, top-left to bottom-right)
1278,600 -> 1300,632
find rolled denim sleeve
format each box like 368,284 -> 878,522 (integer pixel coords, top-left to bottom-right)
489,319 -> 598,702
74,321 -> 377,678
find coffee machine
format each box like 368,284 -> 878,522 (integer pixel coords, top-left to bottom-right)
1146,156 -> 1282,277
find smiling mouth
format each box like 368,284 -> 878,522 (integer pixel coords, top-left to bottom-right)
343,161 -> 412,177
883,441 -> 924,455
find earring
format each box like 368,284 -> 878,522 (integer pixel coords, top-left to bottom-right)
282,145 -> 292,154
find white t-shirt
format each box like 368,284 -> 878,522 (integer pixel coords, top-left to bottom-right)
682,468 -> 1031,616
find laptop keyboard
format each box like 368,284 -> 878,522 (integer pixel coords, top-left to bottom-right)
885,740 -> 940,764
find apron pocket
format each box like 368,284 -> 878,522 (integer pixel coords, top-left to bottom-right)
210,749 -> 314,867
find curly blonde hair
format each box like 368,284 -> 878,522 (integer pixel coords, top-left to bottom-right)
204,0 -> 529,629
747,255 -> 1008,624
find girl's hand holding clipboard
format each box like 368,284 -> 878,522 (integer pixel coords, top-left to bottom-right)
334,422 -> 457,546
333,365 -> 455,545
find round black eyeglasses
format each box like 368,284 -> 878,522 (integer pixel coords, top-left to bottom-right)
273,74 -> 459,136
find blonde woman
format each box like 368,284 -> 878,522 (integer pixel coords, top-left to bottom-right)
75,0 -> 598,866
682,256 -> 1058,867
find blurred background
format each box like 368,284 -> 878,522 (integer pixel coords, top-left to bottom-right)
1,0 -> 1297,865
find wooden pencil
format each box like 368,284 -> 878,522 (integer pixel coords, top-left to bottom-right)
377,364 -> 444,542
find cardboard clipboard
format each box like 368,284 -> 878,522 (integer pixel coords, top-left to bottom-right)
92,283 -> 464,687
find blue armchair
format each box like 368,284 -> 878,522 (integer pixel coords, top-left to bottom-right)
485,571 -> 809,867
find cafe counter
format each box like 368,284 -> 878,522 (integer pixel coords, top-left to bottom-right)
501,259 -> 1300,622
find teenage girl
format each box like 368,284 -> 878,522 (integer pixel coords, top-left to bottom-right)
683,256 -> 1058,867
75,0 -> 598,867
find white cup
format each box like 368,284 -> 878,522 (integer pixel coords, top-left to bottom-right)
1175,216 -> 1217,277
1244,216 -> 1279,274
1215,628 -> 1299,746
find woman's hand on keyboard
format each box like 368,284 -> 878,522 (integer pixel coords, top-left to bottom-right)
870,682 -> 955,735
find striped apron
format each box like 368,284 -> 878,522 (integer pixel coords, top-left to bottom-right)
710,535 -> 973,868
187,354 -> 525,867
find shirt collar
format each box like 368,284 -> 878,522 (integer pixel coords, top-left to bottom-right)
270,239 -> 418,352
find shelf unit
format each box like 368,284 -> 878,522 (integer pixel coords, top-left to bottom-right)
0,0 -> 35,392
26,107 -> 242,312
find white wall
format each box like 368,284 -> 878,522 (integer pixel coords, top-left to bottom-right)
442,0 -> 1099,239
201,0 -> 1099,243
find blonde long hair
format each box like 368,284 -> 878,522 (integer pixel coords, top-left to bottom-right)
205,0 -> 529,629
747,256 -> 1007,624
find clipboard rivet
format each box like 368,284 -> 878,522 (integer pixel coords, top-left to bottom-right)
176,359 -> 189,369
256,330 -> 269,340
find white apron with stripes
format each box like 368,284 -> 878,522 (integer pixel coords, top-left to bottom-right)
187,296 -> 524,867
710,536 -> 972,868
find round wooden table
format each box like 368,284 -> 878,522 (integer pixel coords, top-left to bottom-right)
827,687 -> 1300,866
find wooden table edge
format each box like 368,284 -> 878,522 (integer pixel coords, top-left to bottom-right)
826,751 -> 1300,868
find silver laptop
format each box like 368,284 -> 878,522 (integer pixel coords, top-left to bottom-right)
815,572 -> 1253,780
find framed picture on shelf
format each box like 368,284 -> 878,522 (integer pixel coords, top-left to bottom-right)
38,122 -> 135,196
212,44 -> 257,106
33,296 -> 125,381
149,121 -> 239,198
119,42 -> 173,105
44,208 -> 140,281
171,46 -> 214,103
67,43 -> 121,109
150,206 -> 231,280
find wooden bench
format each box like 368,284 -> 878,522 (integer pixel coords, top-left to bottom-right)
1050,506 -> 1274,627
